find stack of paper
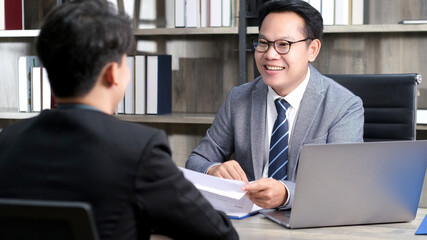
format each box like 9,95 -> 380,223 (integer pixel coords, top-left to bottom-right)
180,167 -> 262,219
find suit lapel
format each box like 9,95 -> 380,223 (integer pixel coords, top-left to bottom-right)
288,66 -> 325,180
250,78 -> 268,180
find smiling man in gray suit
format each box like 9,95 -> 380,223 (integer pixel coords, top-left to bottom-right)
186,0 -> 364,210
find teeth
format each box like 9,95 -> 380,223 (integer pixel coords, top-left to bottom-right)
266,66 -> 284,71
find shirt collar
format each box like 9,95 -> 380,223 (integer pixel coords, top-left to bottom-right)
56,103 -> 102,112
268,66 -> 311,109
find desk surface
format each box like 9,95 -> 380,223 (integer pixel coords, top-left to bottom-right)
150,208 -> 427,240
230,208 -> 427,240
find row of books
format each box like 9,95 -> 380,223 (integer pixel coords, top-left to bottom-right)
17,56 -> 52,112
110,0 -> 238,29
117,55 -> 172,115
175,0 -> 236,28
115,0 -> 367,30
1,0 -> 369,31
303,0 -> 367,25
0,0 -> 23,30
0,0 -> 63,30
17,54 -> 172,115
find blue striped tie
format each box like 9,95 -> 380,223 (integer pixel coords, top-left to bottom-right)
268,98 -> 290,180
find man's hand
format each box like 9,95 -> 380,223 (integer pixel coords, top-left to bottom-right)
242,178 -> 288,209
207,160 -> 249,183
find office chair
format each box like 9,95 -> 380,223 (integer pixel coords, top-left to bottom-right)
325,74 -> 422,142
0,198 -> 99,240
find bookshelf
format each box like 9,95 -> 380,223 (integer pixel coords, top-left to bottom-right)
1,0 -> 427,166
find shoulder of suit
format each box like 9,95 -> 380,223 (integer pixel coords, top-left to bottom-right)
229,75 -> 266,96
309,67 -> 356,98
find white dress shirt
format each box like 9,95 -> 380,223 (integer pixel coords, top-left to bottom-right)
262,67 -> 311,205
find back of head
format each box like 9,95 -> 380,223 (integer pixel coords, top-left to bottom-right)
36,0 -> 134,98
258,0 -> 323,40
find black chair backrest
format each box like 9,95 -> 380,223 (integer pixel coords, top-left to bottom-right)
0,198 -> 99,240
325,74 -> 421,142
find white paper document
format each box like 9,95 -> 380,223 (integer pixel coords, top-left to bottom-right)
180,167 -> 262,219
418,110 -> 427,124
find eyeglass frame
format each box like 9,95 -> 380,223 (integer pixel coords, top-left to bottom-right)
252,37 -> 313,55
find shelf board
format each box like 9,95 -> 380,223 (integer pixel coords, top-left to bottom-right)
0,30 -> 40,37
116,113 -> 215,124
134,27 -> 238,36
0,112 -> 214,124
2,24 -> 427,38
0,28 -> 239,38
247,24 -> 427,34
0,112 -> 39,119
325,24 -> 427,33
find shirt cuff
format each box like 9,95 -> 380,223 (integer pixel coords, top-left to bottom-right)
204,162 -> 222,174
279,181 -> 290,206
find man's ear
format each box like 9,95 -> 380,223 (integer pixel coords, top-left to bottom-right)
308,39 -> 321,62
104,62 -> 119,86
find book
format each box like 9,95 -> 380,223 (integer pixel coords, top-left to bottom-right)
200,0 -> 209,27
165,0 -> 175,28
175,0 -> 185,28
138,0 -> 156,29
309,0 -> 321,14
322,0 -> 334,25
4,0 -> 23,30
23,0 -> 43,29
352,0 -> 364,25
185,0 -> 200,28
31,67 -> 42,112
180,167 -> 262,219
222,0 -> 232,27
41,67 -> 51,110
122,0 -> 134,20
135,55 -> 146,115
146,55 -> 171,115
124,56 -> 135,114
232,0 -> 239,27
0,0 -> 5,30
17,56 -> 42,112
210,0 -> 221,27
335,0 -> 350,25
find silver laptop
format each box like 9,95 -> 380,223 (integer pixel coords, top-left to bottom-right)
260,140 -> 427,228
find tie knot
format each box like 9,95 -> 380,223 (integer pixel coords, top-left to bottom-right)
274,98 -> 290,117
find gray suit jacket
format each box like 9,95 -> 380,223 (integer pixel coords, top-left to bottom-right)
186,65 -> 364,208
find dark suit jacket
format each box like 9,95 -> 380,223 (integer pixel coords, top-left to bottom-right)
0,108 -> 238,240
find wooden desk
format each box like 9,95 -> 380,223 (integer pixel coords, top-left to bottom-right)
230,208 -> 427,240
151,208 -> 427,239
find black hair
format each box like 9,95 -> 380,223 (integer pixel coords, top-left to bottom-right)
258,0 -> 323,41
36,0 -> 135,98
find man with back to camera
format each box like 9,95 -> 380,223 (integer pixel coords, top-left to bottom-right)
0,0 -> 238,239
186,0 -> 364,210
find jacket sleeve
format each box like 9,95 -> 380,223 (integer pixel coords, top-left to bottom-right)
326,95 -> 364,143
135,130 -> 238,240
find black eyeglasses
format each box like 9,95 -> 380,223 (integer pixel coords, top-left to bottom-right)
252,37 -> 312,55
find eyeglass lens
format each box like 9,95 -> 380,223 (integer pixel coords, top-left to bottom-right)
253,38 -> 290,54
